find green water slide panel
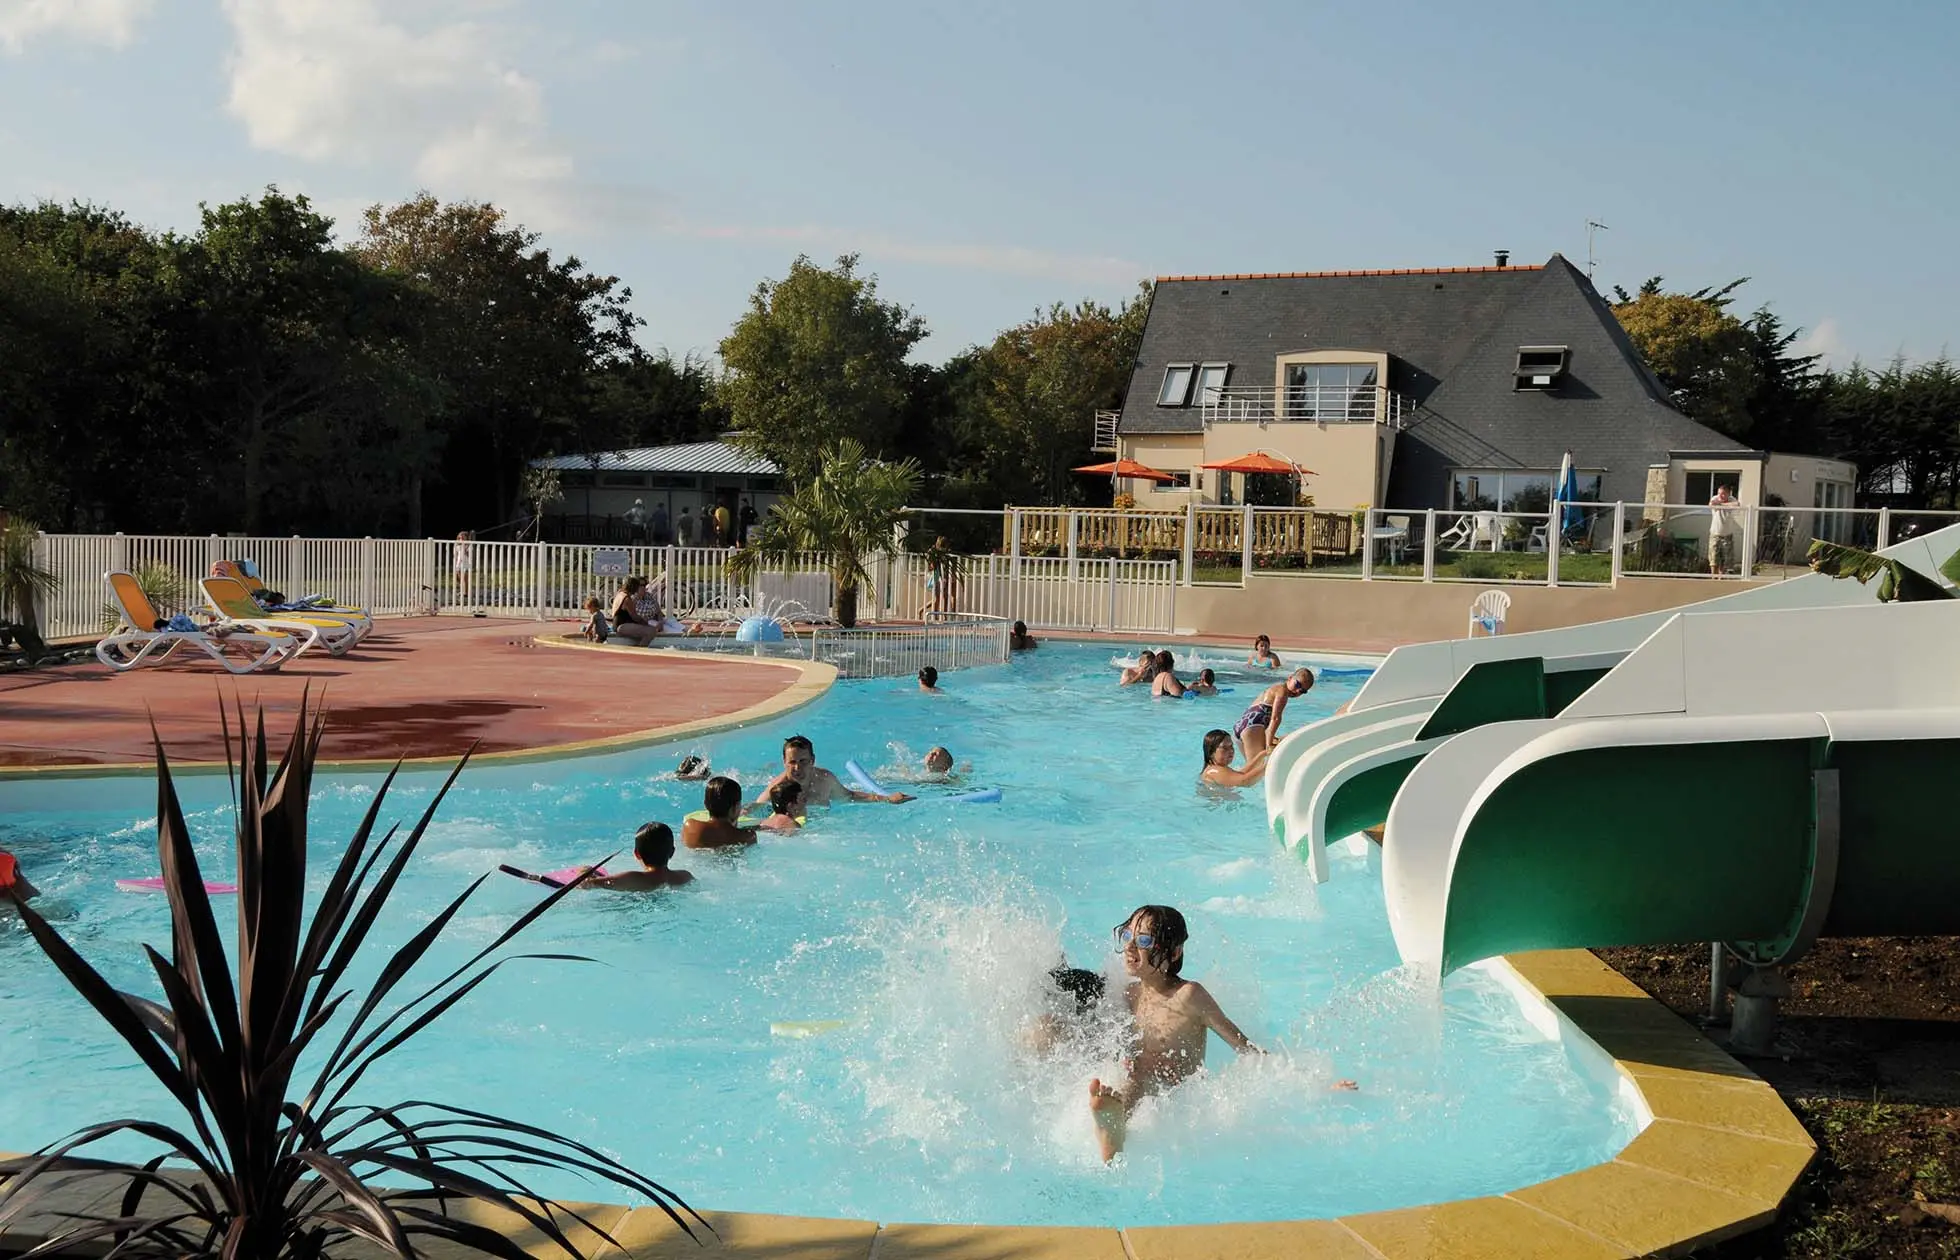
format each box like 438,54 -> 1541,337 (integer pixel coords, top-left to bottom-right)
1545,666 -> 1612,716
1439,740 -> 1818,975
1415,657 -> 1548,742
1322,754 -> 1420,844
1824,739 -> 1960,937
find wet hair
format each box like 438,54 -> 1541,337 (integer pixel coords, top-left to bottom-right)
1202,729 -> 1233,768
1049,964 -> 1106,1015
1154,650 -> 1175,673
1116,904 -> 1189,977
677,754 -> 706,778
1289,667 -> 1316,694
925,746 -> 953,773
1254,634 -> 1271,648
783,734 -> 814,757
1012,620 -> 1028,637
919,666 -> 938,687
768,778 -> 802,815
1199,668 -> 1216,686
703,776 -> 741,820
634,822 -> 675,868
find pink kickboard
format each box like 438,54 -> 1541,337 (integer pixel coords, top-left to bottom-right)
541,865 -> 610,886
116,877 -> 239,895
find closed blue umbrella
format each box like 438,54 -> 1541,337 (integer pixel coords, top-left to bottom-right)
1554,451 -> 1582,536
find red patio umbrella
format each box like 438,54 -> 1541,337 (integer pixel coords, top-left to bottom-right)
1072,458 -> 1178,483
1200,452 -> 1317,475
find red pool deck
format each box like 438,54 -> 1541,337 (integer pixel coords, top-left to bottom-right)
0,618 -> 828,772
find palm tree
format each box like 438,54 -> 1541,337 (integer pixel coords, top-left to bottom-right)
727,439 -> 919,627
0,518 -> 58,660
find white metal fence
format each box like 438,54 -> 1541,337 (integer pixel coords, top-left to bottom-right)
19,534 -> 1181,640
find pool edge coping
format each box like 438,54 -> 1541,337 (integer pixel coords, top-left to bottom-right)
0,639 -> 837,781
0,948 -> 1814,1259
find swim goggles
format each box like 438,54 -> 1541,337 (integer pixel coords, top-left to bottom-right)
1115,927 -> 1157,951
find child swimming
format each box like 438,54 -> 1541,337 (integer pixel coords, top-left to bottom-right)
683,776 -> 759,849
924,746 -> 955,775
1190,668 -> 1219,696
1088,904 -> 1260,1161
756,778 -> 804,833
587,822 -> 693,890
1246,634 -> 1282,668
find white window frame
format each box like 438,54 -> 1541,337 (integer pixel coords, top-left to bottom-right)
1157,363 -> 1195,407
1194,362 -> 1230,406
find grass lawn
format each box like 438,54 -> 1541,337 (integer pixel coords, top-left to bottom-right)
1198,549 -> 1618,585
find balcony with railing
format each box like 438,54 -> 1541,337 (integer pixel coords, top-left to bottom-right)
1200,384 -> 1415,428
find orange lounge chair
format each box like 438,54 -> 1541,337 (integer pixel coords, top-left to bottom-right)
199,576 -> 361,657
95,571 -> 297,674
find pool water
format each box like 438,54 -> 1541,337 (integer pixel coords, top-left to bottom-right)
0,643 -> 1638,1227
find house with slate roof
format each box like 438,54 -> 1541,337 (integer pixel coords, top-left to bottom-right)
1115,253 -> 1856,534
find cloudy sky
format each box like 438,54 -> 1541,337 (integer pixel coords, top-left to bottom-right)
2,0 -> 1955,367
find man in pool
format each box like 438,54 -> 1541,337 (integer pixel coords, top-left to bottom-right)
1088,904 -> 1353,1161
588,822 -> 693,889
1118,650 -> 1157,687
1234,667 -> 1314,760
756,734 -> 912,807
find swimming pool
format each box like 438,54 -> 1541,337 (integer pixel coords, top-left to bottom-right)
0,642 -> 1638,1227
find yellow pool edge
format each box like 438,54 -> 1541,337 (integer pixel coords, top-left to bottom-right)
0,949 -> 1813,1259
0,639 -> 837,781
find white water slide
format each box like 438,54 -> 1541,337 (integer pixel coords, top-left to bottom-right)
1265,523 -> 1960,880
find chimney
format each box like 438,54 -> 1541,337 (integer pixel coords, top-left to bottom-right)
1493,249 -> 1510,268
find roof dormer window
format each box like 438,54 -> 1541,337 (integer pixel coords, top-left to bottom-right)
1157,364 -> 1195,406
1514,345 -> 1569,390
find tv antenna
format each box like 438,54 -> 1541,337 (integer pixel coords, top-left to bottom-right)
1585,220 -> 1609,279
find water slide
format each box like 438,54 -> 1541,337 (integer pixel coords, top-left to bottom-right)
1265,521 -> 1960,872
1381,599 -> 1960,975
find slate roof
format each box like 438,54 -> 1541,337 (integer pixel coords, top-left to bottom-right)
1119,254 -> 1747,506
530,439 -> 779,477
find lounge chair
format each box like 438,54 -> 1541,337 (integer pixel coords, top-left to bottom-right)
96,571 -> 298,674
199,576 -> 361,657
213,560 -> 374,639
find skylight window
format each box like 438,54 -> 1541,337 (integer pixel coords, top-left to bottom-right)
1514,346 -> 1570,390
1194,363 -> 1230,405
1158,364 -> 1196,406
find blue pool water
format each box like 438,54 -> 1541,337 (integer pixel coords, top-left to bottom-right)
0,643 -> 1638,1227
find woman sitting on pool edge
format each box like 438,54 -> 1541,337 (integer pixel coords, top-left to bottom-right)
1199,728 -> 1269,787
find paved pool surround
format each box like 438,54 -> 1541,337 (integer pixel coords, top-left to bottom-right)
0,633 -> 1813,1255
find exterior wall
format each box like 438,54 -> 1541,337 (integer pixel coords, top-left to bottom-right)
1665,456 -> 1765,508
1174,574 -> 1766,646
553,476 -> 782,540
1764,452 -> 1858,508
1120,435 -> 1206,506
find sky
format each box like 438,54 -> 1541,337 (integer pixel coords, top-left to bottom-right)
2,0 -> 1957,369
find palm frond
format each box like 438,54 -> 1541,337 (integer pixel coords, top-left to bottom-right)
1807,538 -> 1955,602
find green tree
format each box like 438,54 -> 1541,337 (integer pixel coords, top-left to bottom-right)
354,193 -> 643,533
718,254 -> 927,481
1611,278 -> 1760,438
727,439 -> 919,626
948,284 -> 1150,507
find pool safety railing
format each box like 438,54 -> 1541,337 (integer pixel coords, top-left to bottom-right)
17,534 -> 1182,640
805,614 -> 1011,679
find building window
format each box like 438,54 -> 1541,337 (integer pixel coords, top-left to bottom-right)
1164,471 -> 1192,489
1514,346 -> 1570,389
598,472 -> 648,488
1452,468 -> 1602,512
1158,364 -> 1195,406
1683,470 -> 1742,505
1194,363 -> 1230,405
1284,362 -> 1378,421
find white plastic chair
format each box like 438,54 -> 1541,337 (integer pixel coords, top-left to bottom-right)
1467,589 -> 1510,638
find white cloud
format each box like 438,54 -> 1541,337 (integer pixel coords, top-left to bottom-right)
679,221 -> 1146,286
219,0 -> 574,222
0,0 -> 153,53
1793,317 -> 1846,369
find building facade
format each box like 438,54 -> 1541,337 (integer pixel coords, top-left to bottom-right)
1115,254 -> 1855,536
531,439 -> 784,544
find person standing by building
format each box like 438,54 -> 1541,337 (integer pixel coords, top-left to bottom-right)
625,498 -> 648,543
677,506 -> 696,546
740,498 -> 758,545
651,500 -> 670,545
1708,484 -> 1740,576
713,500 -> 732,547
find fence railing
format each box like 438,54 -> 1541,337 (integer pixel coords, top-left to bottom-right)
19,533 -> 1181,641
1200,384 -> 1415,427
806,614 -> 1011,679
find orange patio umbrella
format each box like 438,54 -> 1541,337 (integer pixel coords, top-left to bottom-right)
1072,458 -> 1178,483
1200,452 -> 1317,475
